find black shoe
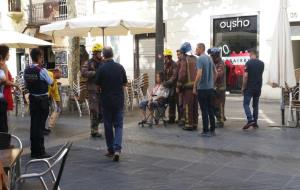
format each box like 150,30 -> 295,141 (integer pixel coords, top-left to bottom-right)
243,121 -> 255,130
31,152 -> 52,159
113,152 -> 120,162
91,132 -> 102,138
210,131 -> 216,136
200,132 -> 211,137
182,126 -> 194,131
43,129 -> 51,135
216,122 -> 224,128
105,151 -> 115,157
167,119 -> 175,124
253,123 -> 259,129
178,121 -> 185,127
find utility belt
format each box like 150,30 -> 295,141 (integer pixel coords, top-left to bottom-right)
215,86 -> 226,91
29,94 -> 49,99
182,82 -> 194,89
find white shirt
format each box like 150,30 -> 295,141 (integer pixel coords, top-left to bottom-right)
148,84 -> 169,101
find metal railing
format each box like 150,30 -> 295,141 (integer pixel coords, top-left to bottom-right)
28,0 -> 67,26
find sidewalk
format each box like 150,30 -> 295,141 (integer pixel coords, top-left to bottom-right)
10,97 -> 300,189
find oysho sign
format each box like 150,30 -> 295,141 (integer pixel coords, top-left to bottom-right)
219,17 -> 250,31
214,15 -> 257,33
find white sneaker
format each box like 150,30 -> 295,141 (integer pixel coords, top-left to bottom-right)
113,152 -> 120,162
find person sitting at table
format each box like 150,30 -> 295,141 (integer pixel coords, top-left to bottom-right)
138,72 -> 169,125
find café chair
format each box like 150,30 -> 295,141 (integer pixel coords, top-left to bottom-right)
0,132 -> 23,189
15,142 -> 72,190
0,132 -> 23,150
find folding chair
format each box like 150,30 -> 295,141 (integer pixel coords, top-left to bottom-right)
14,72 -> 27,118
287,83 -> 300,127
138,97 -> 169,128
69,81 -> 89,117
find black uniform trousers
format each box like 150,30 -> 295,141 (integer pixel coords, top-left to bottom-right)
29,95 -> 49,156
0,98 -> 8,133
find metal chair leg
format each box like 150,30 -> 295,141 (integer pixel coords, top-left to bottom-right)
40,177 -> 49,190
74,97 -> 82,117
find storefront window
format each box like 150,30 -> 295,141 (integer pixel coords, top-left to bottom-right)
213,15 -> 258,91
8,0 -> 21,12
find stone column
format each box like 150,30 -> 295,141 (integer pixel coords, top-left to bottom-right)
67,0 -> 80,88
68,37 -> 80,87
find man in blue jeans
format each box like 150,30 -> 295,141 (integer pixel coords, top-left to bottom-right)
242,48 -> 264,130
95,47 -> 127,162
194,43 -> 217,137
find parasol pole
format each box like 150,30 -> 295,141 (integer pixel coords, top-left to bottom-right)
101,27 -> 106,46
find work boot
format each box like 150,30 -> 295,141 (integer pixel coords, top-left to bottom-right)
91,132 -> 102,138
178,120 -> 185,127
167,119 -> 175,124
216,121 -> 224,128
182,125 -> 194,131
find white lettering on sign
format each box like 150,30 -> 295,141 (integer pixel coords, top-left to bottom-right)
222,56 -> 250,65
219,17 -> 251,31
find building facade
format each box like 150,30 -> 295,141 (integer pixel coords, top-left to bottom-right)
1,0 -> 300,99
94,0 -> 300,99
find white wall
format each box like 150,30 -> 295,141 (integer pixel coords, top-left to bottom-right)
165,0 -> 283,99
92,0 -> 300,99
0,0 -> 29,78
0,0 -> 17,78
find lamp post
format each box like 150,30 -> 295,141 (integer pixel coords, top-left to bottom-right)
155,0 -> 164,73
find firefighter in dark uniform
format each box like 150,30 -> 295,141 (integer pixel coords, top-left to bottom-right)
24,48 -> 53,158
81,43 -> 103,138
176,50 -> 184,126
163,49 -> 178,124
178,42 -> 198,131
208,48 -> 226,128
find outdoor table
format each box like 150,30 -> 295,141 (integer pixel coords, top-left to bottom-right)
0,148 -> 23,189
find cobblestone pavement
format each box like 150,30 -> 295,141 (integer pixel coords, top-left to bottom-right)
9,96 -> 300,190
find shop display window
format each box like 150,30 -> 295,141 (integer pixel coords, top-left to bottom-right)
212,15 -> 258,91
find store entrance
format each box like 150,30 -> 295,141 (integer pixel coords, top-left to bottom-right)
212,15 -> 258,92
292,40 -> 300,69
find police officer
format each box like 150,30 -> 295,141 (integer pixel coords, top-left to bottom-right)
208,48 -> 226,128
81,43 -> 103,138
163,49 -> 178,124
24,48 -> 53,158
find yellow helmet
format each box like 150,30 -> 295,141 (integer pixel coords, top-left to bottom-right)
92,43 -> 103,52
163,49 -> 173,56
